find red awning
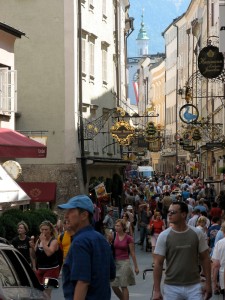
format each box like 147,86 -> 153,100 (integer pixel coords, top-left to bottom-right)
0,128 -> 47,158
18,182 -> 56,202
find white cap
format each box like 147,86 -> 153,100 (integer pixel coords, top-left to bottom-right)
127,205 -> 133,210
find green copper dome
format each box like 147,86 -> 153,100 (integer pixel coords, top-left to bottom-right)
136,13 -> 149,40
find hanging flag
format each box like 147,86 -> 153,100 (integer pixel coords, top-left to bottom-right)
133,81 -> 139,104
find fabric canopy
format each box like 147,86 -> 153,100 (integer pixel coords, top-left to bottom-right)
0,128 -> 47,158
0,166 -> 30,206
18,182 -> 56,202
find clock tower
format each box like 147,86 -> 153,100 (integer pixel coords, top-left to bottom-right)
136,11 -> 149,56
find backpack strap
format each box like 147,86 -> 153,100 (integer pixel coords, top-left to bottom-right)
60,232 -> 64,243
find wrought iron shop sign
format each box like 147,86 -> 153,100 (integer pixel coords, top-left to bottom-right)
192,128 -> 201,141
183,145 -> 195,152
145,122 -> 156,136
205,142 -> 225,149
198,45 -> 224,79
179,104 -> 199,124
110,121 -> 135,146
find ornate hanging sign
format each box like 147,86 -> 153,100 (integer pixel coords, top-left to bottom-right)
179,104 -> 199,124
198,45 -> 224,79
183,145 -> 195,152
145,122 -> 156,136
192,128 -> 201,141
110,120 -> 135,146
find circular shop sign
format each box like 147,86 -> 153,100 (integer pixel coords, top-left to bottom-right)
179,104 -> 199,124
198,45 -> 224,79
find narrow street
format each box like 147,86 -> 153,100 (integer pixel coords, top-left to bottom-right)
52,233 -> 224,300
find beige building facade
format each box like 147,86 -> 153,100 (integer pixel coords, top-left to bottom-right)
162,0 -> 225,186
0,0 -> 131,206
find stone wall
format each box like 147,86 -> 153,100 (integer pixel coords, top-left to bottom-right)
19,163 -> 84,209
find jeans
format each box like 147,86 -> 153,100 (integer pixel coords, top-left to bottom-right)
163,283 -> 203,300
140,225 -> 147,245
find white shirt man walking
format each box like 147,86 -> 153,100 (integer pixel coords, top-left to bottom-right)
153,201 -> 212,300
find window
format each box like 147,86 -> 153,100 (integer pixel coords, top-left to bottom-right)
211,2 -> 214,26
82,34 -> 87,76
89,37 -> 95,79
0,251 -> 17,287
102,49 -> 107,83
0,68 -> 17,114
102,0 -> 107,19
101,42 -> 109,84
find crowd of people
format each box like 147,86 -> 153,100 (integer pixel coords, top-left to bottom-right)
10,171 -> 225,299
122,172 -> 225,299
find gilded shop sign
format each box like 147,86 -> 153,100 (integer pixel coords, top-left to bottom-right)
198,45 -> 224,79
110,120 -> 135,145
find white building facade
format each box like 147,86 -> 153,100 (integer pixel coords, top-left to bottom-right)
0,0 -> 131,205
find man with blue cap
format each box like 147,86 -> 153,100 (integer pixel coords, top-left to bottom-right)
58,195 -> 115,300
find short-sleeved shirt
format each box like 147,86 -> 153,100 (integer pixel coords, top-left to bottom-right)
212,237 -> 225,289
11,236 -> 31,263
114,234 -> 133,260
208,224 -> 221,249
149,219 -> 164,234
62,225 -> 115,300
103,215 -> 114,229
57,231 -> 72,260
154,225 -> 208,285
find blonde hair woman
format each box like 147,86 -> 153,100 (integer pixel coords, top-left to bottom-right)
34,220 -> 60,285
196,216 -> 208,240
111,219 -> 139,300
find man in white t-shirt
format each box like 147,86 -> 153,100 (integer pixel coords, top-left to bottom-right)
153,201 -> 212,300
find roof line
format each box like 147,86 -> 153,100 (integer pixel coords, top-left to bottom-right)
0,22 -> 25,38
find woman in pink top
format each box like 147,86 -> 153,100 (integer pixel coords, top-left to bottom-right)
111,219 -> 139,300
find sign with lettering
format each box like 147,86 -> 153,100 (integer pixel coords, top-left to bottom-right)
205,142 -> 225,149
110,121 -> 135,145
183,145 -> 195,152
198,45 -> 224,79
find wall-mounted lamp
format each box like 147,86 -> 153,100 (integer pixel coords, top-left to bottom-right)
177,85 -> 192,102
125,17 -> 134,38
178,87 -> 184,95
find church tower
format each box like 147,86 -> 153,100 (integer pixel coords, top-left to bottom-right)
136,12 -> 149,56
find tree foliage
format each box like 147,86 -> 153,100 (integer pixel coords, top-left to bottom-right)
0,208 -> 57,242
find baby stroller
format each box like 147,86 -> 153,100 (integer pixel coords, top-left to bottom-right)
143,267 -> 154,300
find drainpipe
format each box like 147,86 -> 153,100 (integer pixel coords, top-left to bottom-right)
115,0 -> 120,107
78,0 -> 87,185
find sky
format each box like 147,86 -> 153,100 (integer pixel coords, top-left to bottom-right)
127,0 -> 191,57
